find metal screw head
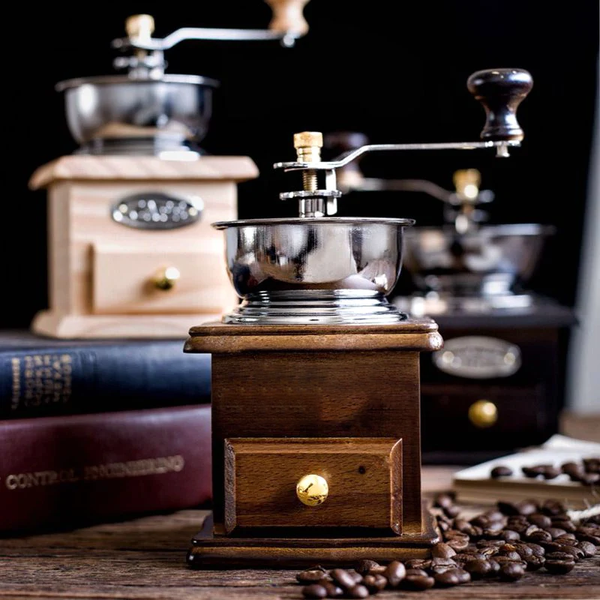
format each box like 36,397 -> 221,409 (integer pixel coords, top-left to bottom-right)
294,131 -> 323,149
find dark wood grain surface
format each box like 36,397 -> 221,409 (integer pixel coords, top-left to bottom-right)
1,467 -> 598,599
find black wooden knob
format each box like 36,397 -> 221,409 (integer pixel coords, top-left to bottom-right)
467,68 -> 533,142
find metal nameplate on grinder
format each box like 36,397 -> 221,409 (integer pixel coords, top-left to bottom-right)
433,336 -> 521,379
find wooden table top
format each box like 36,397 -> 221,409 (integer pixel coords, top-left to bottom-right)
1,467 -> 598,599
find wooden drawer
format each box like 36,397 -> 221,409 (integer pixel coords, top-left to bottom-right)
92,242 -> 233,314
224,438 -> 402,534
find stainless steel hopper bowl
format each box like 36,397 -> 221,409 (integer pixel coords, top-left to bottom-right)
403,224 -> 555,296
56,75 -> 218,154
214,217 -> 414,296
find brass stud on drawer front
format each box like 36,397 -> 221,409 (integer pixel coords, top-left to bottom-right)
296,474 -> 328,506
468,399 -> 498,428
153,266 -> 181,291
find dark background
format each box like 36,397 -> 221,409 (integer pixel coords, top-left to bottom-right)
5,1 -> 599,328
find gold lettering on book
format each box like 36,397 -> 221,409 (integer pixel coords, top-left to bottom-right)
3,455 -> 185,490
12,354 -> 73,411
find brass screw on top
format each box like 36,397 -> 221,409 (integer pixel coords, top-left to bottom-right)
294,131 -> 323,192
453,169 -> 481,201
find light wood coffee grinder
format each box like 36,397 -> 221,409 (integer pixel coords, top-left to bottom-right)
29,1 -> 310,338
185,68 -> 532,567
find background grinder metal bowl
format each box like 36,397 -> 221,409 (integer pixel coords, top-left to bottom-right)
56,2 -> 310,156
214,68 -> 533,325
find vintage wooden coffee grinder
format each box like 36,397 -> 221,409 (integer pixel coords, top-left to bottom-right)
29,1 -> 309,338
186,69 -> 532,567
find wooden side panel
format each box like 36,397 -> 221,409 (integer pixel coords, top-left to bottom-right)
47,183 -> 72,313
211,350 -> 423,535
224,438 -> 402,534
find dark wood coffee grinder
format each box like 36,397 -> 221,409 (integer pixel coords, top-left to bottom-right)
186,69 -> 532,568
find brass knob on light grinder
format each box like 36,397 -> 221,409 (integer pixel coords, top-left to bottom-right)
468,400 -> 498,428
296,474 -> 328,506
153,266 -> 180,291
294,131 -> 323,192
453,169 -> 481,201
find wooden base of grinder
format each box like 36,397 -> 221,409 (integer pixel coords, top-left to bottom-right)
187,503 -> 439,569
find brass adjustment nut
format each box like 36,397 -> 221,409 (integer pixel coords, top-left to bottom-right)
296,474 -> 328,506
453,169 -> 481,200
468,399 -> 498,428
294,132 -> 323,193
126,14 -> 155,41
153,266 -> 180,291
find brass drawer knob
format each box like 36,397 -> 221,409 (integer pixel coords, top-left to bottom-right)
468,399 -> 498,428
153,266 -> 180,291
296,474 -> 328,506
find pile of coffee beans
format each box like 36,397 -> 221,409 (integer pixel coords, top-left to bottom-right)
490,457 -> 600,485
296,493 -> 599,598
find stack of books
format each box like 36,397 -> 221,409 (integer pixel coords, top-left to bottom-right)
0,331 -> 212,532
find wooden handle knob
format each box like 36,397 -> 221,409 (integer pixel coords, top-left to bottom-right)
265,0 -> 310,34
296,474 -> 328,506
468,400 -> 498,428
126,14 -> 155,42
467,68 -> 533,142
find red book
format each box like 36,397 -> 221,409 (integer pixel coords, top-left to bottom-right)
0,405 -> 211,532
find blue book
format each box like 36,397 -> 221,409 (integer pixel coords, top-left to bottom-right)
0,332 -> 210,419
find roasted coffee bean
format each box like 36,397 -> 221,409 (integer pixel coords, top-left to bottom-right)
542,500 -> 567,515
384,561 -> 406,588
362,574 -> 386,594
479,546 -> 500,559
501,551 -> 522,561
297,569 -> 329,584
464,559 -> 493,579
528,530 -> 553,544
320,582 -> 343,598
556,545 -> 585,561
488,559 -> 501,575
575,532 -> 600,545
451,568 -> 471,585
543,466 -> 562,480
512,543 -> 533,559
432,542 -> 456,559
454,519 -> 479,536
553,520 -> 577,533
494,556 -> 527,568
524,556 -> 545,571
434,492 -> 455,509
444,530 -> 470,551
529,514 -> 552,529
443,504 -> 461,519
517,500 -> 539,516
498,501 -> 521,516
500,562 -> 525,581
554,537 -> 578,547
349,571 -> 363,584
434,570 -> 460,586
430,558 -> 458,573
522,466 -> 546,478
330,569 -> 356,590
402,574 -> 435,591
437,520 -> 450,533
578,541 -> 597,557
406,569 -> 429,577
471,515 -> 491,528
524,525 -> 542,538
562,461 -> 584,476
583,457 -> 600,473
491,465 -> 513,478
501,530 -> 521,542
347,585 -> 369,599
546,551 -> 578,562
485,510 -> 506,523
544,559 -> 575,574
302,584 -> 328,599
525,542 -> 546,557
355,560 -> 379,576
546,527 -> 567,539
404,559 -> 431,570
556,533 -> 577,542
